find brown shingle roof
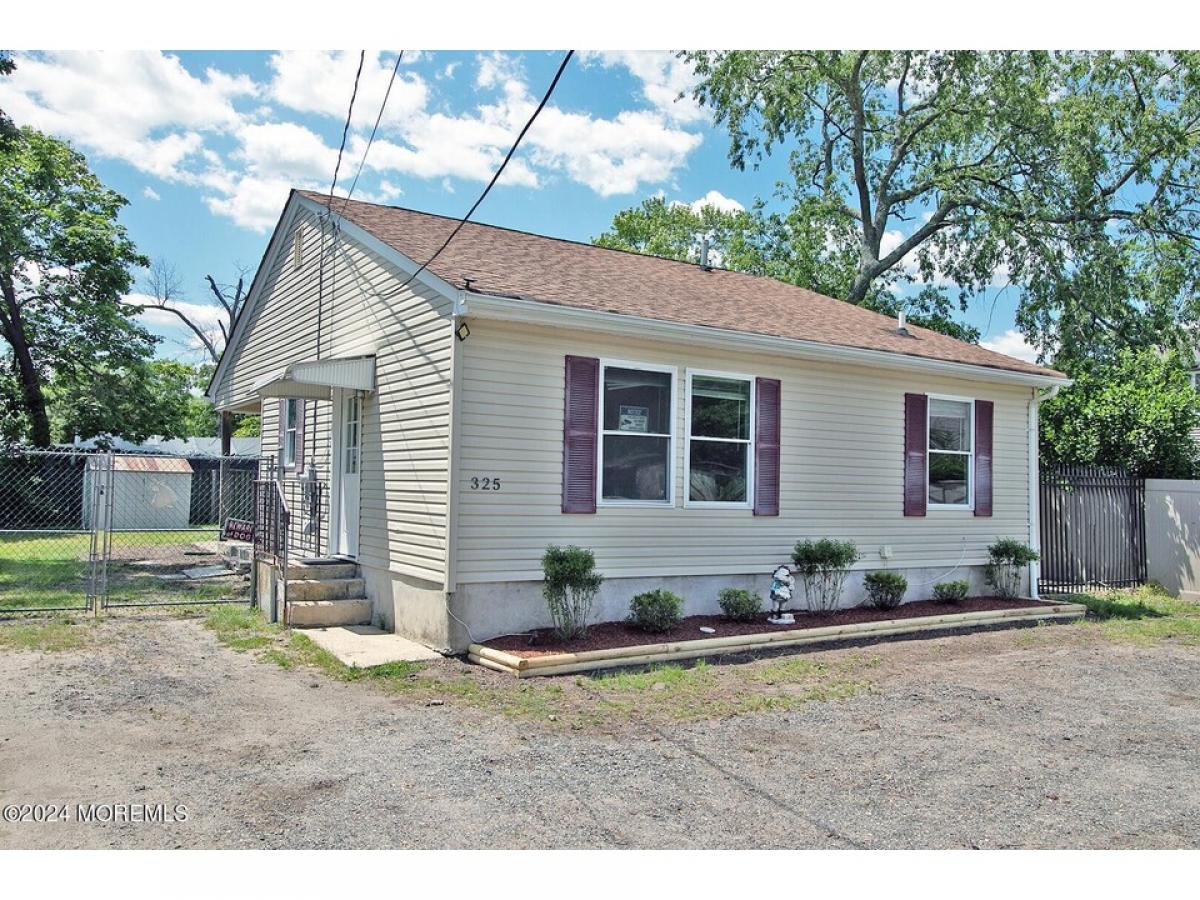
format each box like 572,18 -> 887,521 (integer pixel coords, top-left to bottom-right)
300,190 -> 1064,380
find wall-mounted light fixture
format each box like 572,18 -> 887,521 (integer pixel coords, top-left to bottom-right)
455,320 -> 471,342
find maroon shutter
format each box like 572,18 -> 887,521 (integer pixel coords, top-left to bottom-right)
562,356 -> 599,513
904,393 -> 928,517
277,399 -> 287,470
974,399 -> 993,517
294,400 -> 307,474
753,377 -> 781,516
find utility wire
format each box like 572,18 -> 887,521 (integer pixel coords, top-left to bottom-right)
340,50 -> 403,212
326,50 -> 366,212
318,50 -> 366,363
399,49 -> 575,291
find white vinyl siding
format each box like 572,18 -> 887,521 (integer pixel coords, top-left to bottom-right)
213,205 -> 454,584
453,318 -> 1033,584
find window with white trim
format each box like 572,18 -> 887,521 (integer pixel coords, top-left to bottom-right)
687,372 -> 753,505
928,397 -> 972,507
283,399 -> 299,468
599,363 -> 674,503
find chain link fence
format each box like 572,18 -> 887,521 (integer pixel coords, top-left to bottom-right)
0,447 -> 260,615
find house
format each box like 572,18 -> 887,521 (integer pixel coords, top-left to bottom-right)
207,189 -> 1070,652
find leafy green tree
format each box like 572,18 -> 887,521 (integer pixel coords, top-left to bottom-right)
48,359 -> 215,445
0,126 -> 152,445
0,52 -> 16,149
595,194 -> 979,341
684,51 -> 1200,363
1040,349 -> 1199,478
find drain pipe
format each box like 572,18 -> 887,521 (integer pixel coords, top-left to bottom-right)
1028,383 -> 1063,599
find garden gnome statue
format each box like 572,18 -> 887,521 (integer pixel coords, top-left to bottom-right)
769,564 -> 796,625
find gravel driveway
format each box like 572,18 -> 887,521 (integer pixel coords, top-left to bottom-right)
1,614 -> 1198,848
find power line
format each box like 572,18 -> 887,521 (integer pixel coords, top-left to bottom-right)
340,51 -> 403,212
399,49 -> 575,291
318,50 -> 365,362
325,50 -> 366,212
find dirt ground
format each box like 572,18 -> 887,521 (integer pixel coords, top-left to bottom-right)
1,614 -> 1198,849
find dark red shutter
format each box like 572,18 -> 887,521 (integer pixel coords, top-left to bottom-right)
974,399 -> 993,517
562,356 -> 599,513
295,400 -> 307,474
904,393 -> 928,517
753,377 -> 781,516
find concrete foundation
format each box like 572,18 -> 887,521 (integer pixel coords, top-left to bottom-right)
361,562 -> 454,652
450,563 -> 1024,651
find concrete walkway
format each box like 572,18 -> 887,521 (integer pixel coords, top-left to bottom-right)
302,625 -> 443,668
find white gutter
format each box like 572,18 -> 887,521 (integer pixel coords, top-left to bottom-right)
462,290 -> 1071,390
1028,382 -> 1064,599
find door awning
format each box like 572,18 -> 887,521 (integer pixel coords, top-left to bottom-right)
252,355 -> 376,401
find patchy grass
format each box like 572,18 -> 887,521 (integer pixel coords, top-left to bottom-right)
0,616 -> 93,652
0,530 -> 246,611
202,605 -> 878,730
1067,583 -> 1200,646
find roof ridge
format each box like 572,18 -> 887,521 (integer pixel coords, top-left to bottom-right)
298,188 -> 768,279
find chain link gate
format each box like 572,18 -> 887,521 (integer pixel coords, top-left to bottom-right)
1,447 -> 260,615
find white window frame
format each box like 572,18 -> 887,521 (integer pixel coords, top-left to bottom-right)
282,398 -> 299,470
596,358 -> 678,508
684,368 -> 755,510
342,392 -> 361,475
926,393 -> 974,511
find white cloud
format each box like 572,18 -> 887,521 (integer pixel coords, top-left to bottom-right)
981,329 -> 1040,364
583,51 -> 706,124
5,50 -> 708,232
0,51 -> 254,181
267,51 -> 427,129
122,292 -> 229,331
688,189 -> 744,214
142,186 -> 161,201
203,174 -> 296,233
475,52 -> 522,91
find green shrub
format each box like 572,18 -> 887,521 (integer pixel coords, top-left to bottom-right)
541,545 -> 603,640
863,571 -> 907,610
932,580 -> 970,604
791,539 -> 860,611
628,589 -> 684,633
985,538 -> 1040,598
718,588 -> 763,622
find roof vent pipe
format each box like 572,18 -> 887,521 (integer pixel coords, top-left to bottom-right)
897,308 -> 909,335
699,235 -> 712,271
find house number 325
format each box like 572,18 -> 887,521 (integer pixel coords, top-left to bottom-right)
469,477 -> 501,491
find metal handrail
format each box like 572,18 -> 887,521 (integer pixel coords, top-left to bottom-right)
254,479 -> 291,623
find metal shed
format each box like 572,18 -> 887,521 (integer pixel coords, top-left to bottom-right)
82,455 -> 195,531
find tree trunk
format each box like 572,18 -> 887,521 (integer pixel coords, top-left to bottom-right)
0,271 -> 52,446
846,268 -> 873,304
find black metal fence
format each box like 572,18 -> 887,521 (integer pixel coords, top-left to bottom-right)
1039,465 -> 1147,594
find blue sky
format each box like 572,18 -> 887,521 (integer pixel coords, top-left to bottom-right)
0,49 -> 1031,363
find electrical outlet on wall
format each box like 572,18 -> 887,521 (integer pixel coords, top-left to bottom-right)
879,545 -> 893,560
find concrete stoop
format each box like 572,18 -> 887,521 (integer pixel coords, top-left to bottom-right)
285,559 -> 372,628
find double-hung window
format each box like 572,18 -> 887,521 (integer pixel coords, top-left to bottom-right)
687,371 -> 753,506
282,399 -> 299,469
927,396 -> 973,508
599,362 -> 675,504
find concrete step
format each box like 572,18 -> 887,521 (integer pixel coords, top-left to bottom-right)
288,598 -> 373,628
286,577 -> 365,603
285,561 -> 359,581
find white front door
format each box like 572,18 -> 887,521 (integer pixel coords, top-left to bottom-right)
332,389 -> 361,558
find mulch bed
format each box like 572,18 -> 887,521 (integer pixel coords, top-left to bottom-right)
485,597 -> 1049,658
